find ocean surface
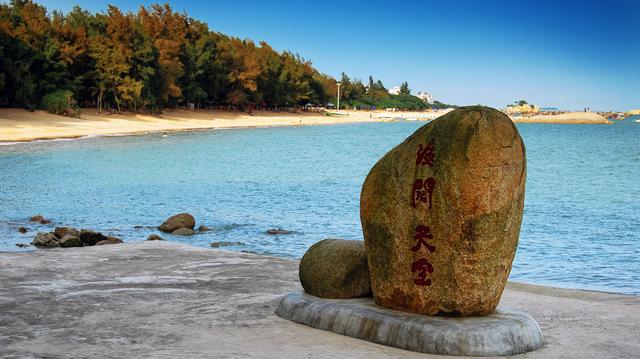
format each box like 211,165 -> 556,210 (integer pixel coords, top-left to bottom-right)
1,117 -> 639,294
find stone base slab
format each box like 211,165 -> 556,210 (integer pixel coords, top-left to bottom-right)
275,291 -> 544,357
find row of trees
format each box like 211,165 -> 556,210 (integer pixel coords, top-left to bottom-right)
0,1 -> 452,114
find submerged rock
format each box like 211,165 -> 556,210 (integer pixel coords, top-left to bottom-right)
266,228 -> 293,235
158,213 -> 195,233
59,234 -> 82,248
96,237 -> 123,245
147,234 -> 165,241
30,215 -> 50,224
15,243 -> 30,248
18,226 -> 28,234
198,225 -> 211,232
361,106 -> 526,316
79,230 -> 108,246
299,239 -> 371,299
31,232 -> 60,248
172,228 -> 195,236
210,241 -> 244,248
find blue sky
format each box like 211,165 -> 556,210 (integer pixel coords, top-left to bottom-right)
38,0 -> 640,110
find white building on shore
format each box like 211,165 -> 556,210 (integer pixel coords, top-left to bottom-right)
416,91 -> 434,104
388,86 -> 401,95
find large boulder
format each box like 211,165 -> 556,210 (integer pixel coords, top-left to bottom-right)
299,239 -> 371,299
79,229 -> 108,246
31,232 -> 60,248
158,213 -> 195,233
361,106 -> 526,316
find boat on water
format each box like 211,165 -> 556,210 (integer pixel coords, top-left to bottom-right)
635,119 -> 640,123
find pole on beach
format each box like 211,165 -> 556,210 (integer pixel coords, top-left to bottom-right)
337,82 -> 341,111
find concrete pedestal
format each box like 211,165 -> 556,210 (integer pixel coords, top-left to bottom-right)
276,291 -> 543,357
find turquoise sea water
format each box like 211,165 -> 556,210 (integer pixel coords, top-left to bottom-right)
1,117 -> 639,294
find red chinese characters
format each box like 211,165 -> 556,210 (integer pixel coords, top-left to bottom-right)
416,140 -> 435,167
410,138 -> 437,287
411,225 -> 436,253
411,258 -> 434,286
411,177 -> 436,209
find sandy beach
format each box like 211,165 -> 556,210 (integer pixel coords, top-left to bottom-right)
512,111 -> 613,124
0,241 -> 638,358
0,108 -> 615,143
0,108 -> 382,143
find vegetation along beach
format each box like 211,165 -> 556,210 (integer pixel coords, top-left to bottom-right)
0,0 -> 638,358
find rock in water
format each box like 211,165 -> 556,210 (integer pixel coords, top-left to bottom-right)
79,230 -> 108,246
96,237 -> 123,245
54,227 -> 79,239
147,234 -> 165,241
361,106 -> 526,316
59,234 -> 82,248
158,213 -> 195,233
31,232 -> 60,248
299,239 -> 371,299
172,228 -> 195,236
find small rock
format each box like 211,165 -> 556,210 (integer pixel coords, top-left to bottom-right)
59,234 -> 82,248
210,241 -> 244,248
18,226 -> 28,234
299,239 -> 371,299
158,213 -> 196,233
266,228 -> 293,235
79,229 -> 108,246
241,250 -> 259,254
147,234 -> 165,241
30,215 -> 50,224
198,225 -> 211,231
54,227 -> 79,239
172,228 -> 195,236
31,232 -> 60,248
15,243 -> 30,248
96,237 -> 123,245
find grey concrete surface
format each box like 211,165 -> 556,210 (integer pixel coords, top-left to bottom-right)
0,241 -> 639,358
276,292 -> 543,356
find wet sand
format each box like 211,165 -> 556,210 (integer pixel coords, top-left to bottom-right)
0,241 -> 638,358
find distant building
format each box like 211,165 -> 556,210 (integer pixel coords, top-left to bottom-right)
504,103 -> 539,115
388,86 -> 401,95
416,91 -> 434,104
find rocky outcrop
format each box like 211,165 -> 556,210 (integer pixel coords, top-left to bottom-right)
31,232 -> 59,248
54,227 -> 79,239
59,234 -> 82,248
361,106 -> 526,316
79,230 -> 108,246
158,213 -> 195,233
299,239 -> 371,299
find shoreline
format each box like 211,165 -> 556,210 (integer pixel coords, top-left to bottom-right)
0,108 -> 617,144
1,241 -> 638,358
0,108 -> 382,144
